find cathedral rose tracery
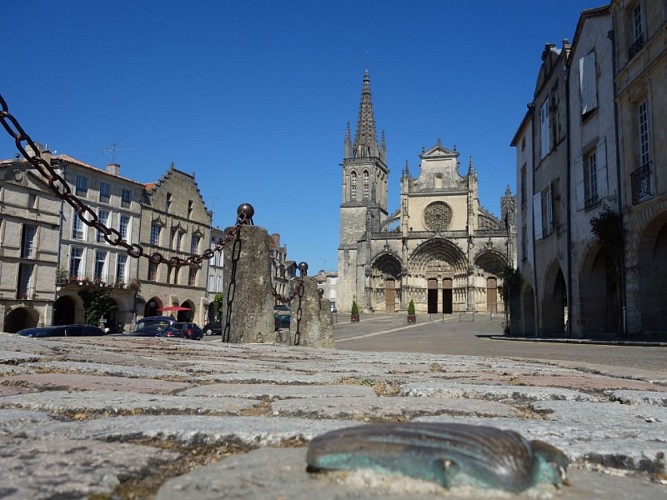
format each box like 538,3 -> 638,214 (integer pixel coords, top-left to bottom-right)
423,202 -> 453,232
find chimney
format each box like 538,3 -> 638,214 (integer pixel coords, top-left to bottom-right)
106,163 -> 120,176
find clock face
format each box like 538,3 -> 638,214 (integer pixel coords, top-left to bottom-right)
423,202 -> 452,232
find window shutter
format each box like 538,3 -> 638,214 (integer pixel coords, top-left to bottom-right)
533,193 -> 543,240
579,51 -> 598,115
574,156 -> 585,210
596,138 -> 608,199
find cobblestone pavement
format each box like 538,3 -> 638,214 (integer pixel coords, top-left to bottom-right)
0,332 -> 666,499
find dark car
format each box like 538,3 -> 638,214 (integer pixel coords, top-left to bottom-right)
133,316 -> 176,332
203,322 -> 222,336
172,322 -> 204,340
274,313 -> 290,330
273,304 -> 291,314
18,324 -> 105,338
129,325 -> 183,338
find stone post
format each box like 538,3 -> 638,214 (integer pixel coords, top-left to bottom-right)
289,276 -> 335,348
222,224 -> 275,343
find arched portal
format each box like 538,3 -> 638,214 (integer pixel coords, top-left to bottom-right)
144,297 -> 163,317
579,244 -> 619,334
370,252 -> 402,312
521,283 -> 536,335
4,307 -> 38,333
542,261 -> 567,335
177,300 -> 195,322
53,296 -> 76,325
103,299 -> 122,333
637,213 -> 667,334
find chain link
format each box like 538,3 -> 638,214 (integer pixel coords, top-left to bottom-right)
1,93 -> 248,268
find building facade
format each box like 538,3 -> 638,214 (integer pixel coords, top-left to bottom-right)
513,1 -> 666,338
338,71 -> 516,314
138,165 -> 212,326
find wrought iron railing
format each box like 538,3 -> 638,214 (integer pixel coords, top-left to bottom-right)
628,33 -> 645,60
631,161 -> 652,204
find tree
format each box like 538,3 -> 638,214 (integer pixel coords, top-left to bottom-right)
590,205 -> 624,336
78,287 -> 118,327
351,300 -> 359,316
407,299 -> 416,316
498,266 -> 523,335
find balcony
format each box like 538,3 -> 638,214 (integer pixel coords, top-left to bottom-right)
631,161 -> 652,204
628,33 -> 645,60
55,271 -> 134,289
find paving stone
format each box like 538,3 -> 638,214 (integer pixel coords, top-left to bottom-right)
180,383 -> 377,399
1,373 -> 190,394
0,435 -> 179,500
399,381 -> 597,402
271,396 -> 516,420
0,409 -> 61,434
196,370 -> 338,384
607,389 -> 667,406
0,390 -> 259,415
26,361 -> 185,378
0,351 -> 42,364
155,446 -> 667,500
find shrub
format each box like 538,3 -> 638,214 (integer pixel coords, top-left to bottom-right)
351,300 -> 359,315
407,299 -> 415,316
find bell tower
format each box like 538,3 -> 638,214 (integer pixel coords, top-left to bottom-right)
337,70 -> 390,311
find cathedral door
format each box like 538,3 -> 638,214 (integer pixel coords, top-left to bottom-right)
385,278 -> 395,312
427,278 -> 438,313
487,277 -> 498,313
442,278 -> 453,314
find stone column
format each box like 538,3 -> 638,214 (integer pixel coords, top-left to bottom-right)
222,225 -> 275,343
288,277 -> 335,348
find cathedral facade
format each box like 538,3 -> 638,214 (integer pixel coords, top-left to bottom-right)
337,71 -> 516,314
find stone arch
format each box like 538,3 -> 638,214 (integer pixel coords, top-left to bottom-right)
474,249 -> 508,276
521,282 -> 536,335
4,306 -> 39,333
370,251 -> 403,312
103,298 -> 123,333
177,300 -> 195,322
409,238 -> 467,275
53,295 -> 78,325
349,170 -> 358,201
578,243 -> 619,334
541,260 -> 567,335
144,296 -> 163,317
637,211 -> 667,334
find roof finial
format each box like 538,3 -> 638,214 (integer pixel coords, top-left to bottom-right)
352,70 -> 379,159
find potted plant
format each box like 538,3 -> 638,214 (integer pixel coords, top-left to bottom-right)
407,299 -> 416,323
351,300 -> 360,323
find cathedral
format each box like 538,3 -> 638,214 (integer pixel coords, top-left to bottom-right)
337,71 -> 516,314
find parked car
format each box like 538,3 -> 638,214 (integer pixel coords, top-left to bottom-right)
203,321 -> 222,336
172,322 -> 204,340
274,304 -> 291,314
274,313 -> 290,330
129,325 -> 183,338
133,316 -> 176,332
18,324 -> 105,338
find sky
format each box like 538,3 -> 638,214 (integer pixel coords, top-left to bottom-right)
1,0 -> 606,272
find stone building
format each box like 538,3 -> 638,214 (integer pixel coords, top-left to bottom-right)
205,225 -> 226,324
513,1 -> 666,338
337,71 -> 516,314
52,154 -> 143,333
0,155 -> 61,332
139,165 -> 212,326
611,0 -> 667,335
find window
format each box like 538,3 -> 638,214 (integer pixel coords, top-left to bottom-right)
150,224 -> 161,246
170,228 -> 178,250
362,170 -> 370,200
121,189 -> 132,208
187,200 -> 193,219
116,254 -> 127,283
520,165 -> 527,206
584,149 -> 598,207
638,98 -> 651,167
28,192 -> 37,209
94,251 -> 107,280
99,182 -> 111,202
119,215 -> 130,242
166,192 -> 173,213
190,234 -> 200,254
17,263 -> 34,299
521,224 -> 527,260
544,185 -> 554,236
579,51 -> 598,116
628,3 -> 645,59
350,172 -> 357,200
75,175 -> 88,196
21,225 -> 37,259
188,267 -> 197,286
97,210 -> 110,243
148,261 -> 158,281
69,247 -> 83,279
540,99 -> 550,159
72,209 -> 84,240
172,267 -> 179,285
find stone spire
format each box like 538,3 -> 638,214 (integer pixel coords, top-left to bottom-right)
353,70 -> 379,159
344,122 -> 352,158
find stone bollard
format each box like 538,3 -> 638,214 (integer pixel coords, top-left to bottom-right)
222,224 -> 275,343
288,276 -> 335,348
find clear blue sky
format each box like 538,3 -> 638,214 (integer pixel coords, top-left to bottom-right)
1,1 -> 604,272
